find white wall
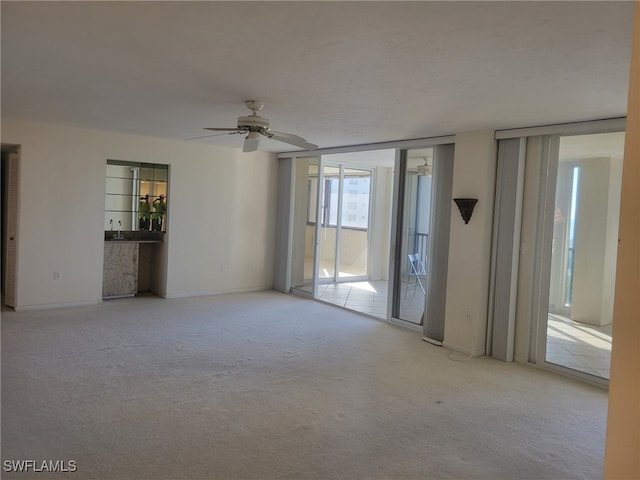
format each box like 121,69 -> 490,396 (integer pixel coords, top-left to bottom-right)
571,157 -> 622,325
2,119 -> 278,309
443,130 -> 497,355
369,166 -> 393,281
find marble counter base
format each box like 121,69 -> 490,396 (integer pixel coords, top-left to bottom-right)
103,242 -> 139,298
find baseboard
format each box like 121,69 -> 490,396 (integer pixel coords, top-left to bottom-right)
14,299 -> 102,312
387,317 -> 423,332
166,290 -> 223,299
166,286 -> 272,299
442,341 -> 485,358
10,287 -> 275,311
513,354 -> 527,364
422,336 -> 443,346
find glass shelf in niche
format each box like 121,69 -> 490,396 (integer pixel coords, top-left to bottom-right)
105,159 -> 169,233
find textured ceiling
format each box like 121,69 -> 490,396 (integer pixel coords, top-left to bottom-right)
1,1 -> 634,152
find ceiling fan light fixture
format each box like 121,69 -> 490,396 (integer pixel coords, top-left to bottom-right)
237,114 -> 269,130
416,164 -> 432,175
243,131 -> 261,152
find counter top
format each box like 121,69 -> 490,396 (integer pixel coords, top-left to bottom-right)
104,231 -> 164,243
106,239 -> 162,244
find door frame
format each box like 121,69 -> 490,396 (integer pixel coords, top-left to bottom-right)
1,145 -> 21,309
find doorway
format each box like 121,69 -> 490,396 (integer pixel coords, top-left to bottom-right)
290,151 -> 394,318
286,143 -> 453,329
1,144 -> 20,309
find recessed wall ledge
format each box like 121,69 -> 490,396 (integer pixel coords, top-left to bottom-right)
104,230 -> 165,242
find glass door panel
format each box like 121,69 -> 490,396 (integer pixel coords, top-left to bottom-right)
290,157 -> 320,296
338,168 -> 371,279
544,132 -> 624,379
394,148 -> 434,325
318,165 -> 339,281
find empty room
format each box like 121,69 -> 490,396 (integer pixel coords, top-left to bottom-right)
1,2 -> 638,479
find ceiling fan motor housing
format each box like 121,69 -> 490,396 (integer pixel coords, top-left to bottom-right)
237,115 -> 270,131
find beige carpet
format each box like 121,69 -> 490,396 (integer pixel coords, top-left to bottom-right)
2,291 -> 607,479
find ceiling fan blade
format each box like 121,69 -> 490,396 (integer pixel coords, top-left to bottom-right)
204,127 -> 244,132
185,131 -> 244,141
243,131 -> 260,152
263,130 -> 318,150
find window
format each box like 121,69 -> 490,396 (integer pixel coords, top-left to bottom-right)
307,173 -> 370,230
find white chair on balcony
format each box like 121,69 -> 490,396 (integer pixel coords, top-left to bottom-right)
405,253 -> 426,298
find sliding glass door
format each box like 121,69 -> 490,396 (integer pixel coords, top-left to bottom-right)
540,131 -> 624,380
288,150 -> 394,317
287,144 -> 450,327
318,165 -> 372,282
290,157 -> 375,296
392,148 -> 434,325
338,168 -> 372,279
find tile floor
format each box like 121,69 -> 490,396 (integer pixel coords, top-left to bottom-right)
316,279 -> 426,325
317,281 -> 390,319
546,314 -> 612,379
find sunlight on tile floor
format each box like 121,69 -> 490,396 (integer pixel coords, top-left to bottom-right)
546,314 -> 612,379
317,280 -> 425,324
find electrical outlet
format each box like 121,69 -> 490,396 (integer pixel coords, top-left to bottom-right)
54,271 -> 62,280
249,263 -> 256,271
221,263 -> 228,272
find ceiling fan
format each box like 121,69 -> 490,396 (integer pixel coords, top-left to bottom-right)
197,101 -> 318,152
408,158 -> 433,176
